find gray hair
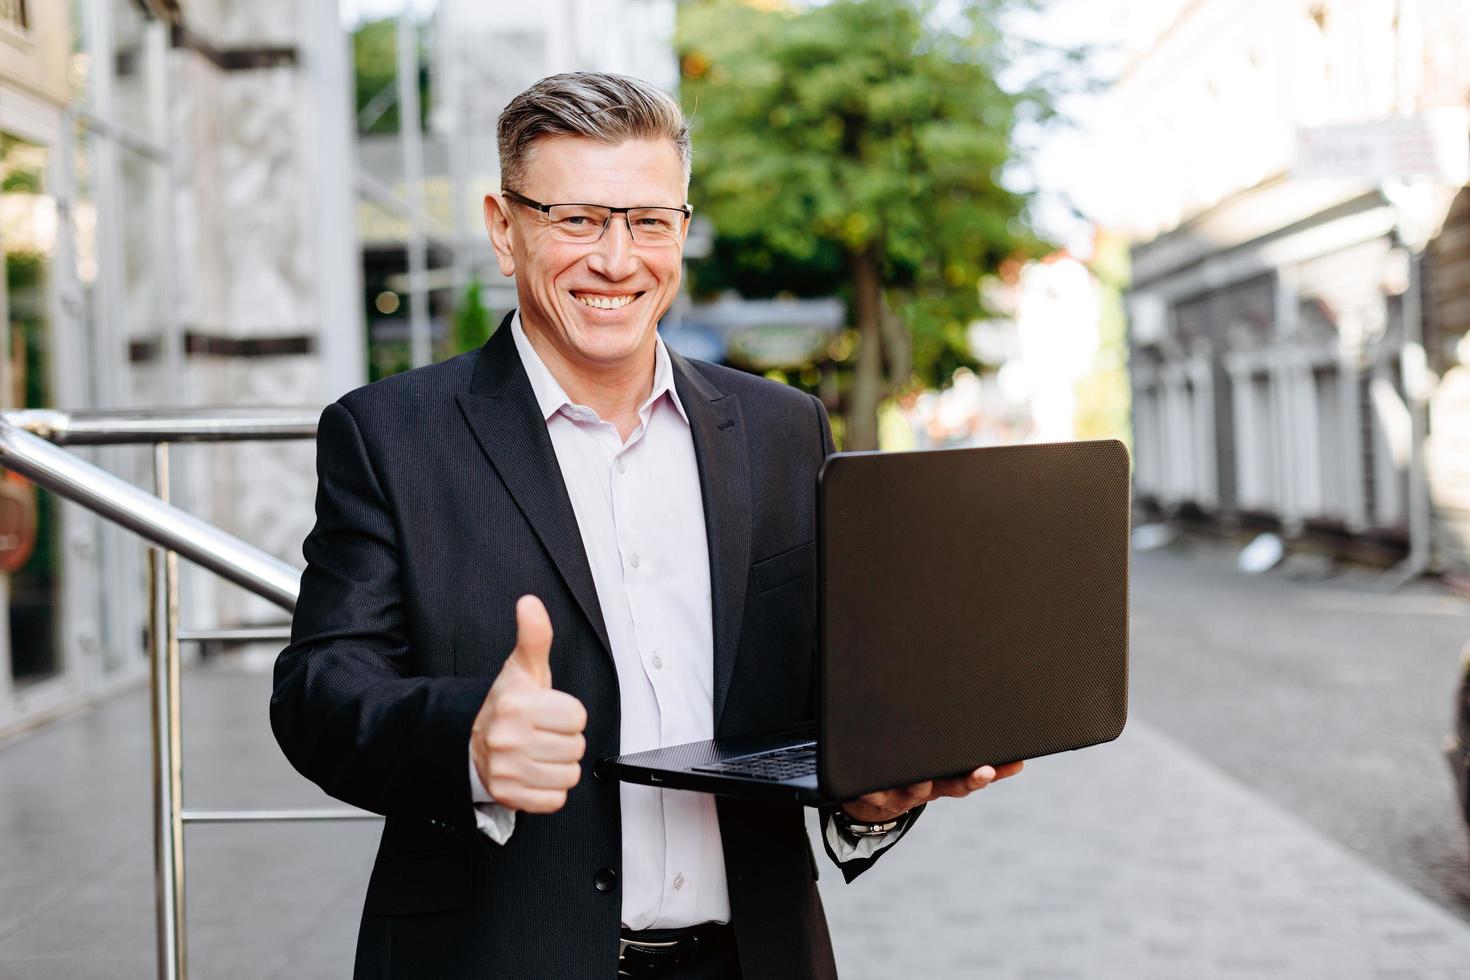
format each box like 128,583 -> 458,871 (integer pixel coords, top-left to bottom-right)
497,72 -> 692,191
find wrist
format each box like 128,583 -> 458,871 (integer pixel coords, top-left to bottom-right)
835,807 -> 903,838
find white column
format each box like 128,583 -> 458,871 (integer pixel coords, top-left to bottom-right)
1339,344 -> 1368,531
1187,356 -> 1216,508
1226,356 -> 1258,510
306,0 -> 366,398
1292,350 -> 1323,518
1272,269 -> 1302,529
398,10 -> 431,369
1160,365 -> 1187,503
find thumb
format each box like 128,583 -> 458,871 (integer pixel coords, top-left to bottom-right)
507,594 -> 554,687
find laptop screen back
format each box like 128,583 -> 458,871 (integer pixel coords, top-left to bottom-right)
817,439 -> 1131,800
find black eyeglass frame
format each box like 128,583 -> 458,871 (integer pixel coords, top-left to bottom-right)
501,188 -> 693,245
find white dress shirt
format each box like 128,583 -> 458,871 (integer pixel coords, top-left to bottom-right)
470,313 -> 892,928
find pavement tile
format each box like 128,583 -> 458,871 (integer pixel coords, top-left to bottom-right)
2,627 -> 1470,976
813,718 -> 1470,978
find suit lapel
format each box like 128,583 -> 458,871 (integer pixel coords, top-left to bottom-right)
454,314 -> 612,658
669,349 -> 751,731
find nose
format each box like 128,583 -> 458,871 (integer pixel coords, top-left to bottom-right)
585,214 -> 638,281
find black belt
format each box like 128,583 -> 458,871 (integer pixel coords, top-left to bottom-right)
618,921 -> 735,977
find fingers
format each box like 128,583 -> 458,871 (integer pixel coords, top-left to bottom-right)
842,759 -> 1028,821
494,757 -> 582,792
526,689 -> 588,734
524,729 -> 586,764
853,782 -> 932,819
993,760 -> 1025,780
490,785 -> 574,815
931,767 -> 992,799
931,761 -> 1025,799
858,787 -> 925,810
508,594 -> 554,686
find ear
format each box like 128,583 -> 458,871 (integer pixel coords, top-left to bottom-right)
484,193 -> 517,278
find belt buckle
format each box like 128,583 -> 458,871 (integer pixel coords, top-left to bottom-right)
618,937 -> 680,960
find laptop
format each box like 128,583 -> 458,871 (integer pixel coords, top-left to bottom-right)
594,439 -> 1131,805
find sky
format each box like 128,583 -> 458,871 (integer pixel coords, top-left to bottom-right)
1002,0 -> 1131,255
340,0 -> 438,29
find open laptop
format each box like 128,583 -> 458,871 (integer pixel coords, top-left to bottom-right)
594,439 -> 1131,805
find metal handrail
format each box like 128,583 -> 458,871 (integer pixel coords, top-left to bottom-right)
3,407 -> 320,445
0,407 -> 382,980
177,626 -> 292,643
0,414 -> 304,610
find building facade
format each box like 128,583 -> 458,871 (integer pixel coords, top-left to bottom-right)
0,0 -> 361,734
1083,0 -> 1470,566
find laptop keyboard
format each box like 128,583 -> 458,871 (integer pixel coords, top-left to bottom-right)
691,742 -> 817,781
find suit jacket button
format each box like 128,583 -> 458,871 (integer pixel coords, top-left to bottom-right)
593,867 -> 618,893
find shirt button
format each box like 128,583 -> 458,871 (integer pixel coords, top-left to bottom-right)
651,654 -> 663,669
594,867 -> 618,893
616,458 -> 626,474
673,872 -> 685,891
630,554 -> 640,569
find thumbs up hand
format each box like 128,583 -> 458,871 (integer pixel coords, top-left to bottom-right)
470,596 -> 588,814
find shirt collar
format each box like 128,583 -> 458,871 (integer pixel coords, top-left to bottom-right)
509,311 -> 689,426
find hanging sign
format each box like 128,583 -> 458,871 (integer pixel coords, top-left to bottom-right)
1294,109 -> 1470,184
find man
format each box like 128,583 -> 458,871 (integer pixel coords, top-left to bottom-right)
272,72 -> 1021,979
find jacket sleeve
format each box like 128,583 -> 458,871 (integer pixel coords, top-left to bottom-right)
270,401 -> 491,832
805,393 -> 926,881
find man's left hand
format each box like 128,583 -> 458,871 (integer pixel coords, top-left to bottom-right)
840,760 -> 1025,824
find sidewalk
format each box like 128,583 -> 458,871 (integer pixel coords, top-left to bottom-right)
3,660 -> 1470,979
812,721 -> 1470,979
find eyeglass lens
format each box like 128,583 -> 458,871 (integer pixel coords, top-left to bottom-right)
545,204 -> 685,245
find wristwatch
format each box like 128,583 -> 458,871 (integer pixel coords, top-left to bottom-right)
834,809 -> 902,838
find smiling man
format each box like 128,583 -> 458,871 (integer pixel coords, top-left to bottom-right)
272,72 -> 1019,980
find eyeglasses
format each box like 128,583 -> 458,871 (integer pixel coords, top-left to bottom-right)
502,189 -> 692,247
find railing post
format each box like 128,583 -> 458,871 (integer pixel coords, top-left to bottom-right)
150,442 -> 186,979
0,408 -> 390,974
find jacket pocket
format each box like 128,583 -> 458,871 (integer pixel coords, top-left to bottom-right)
363,848 -> 473,917
753,541 -> 815,594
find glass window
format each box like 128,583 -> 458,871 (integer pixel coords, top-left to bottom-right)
0,133 -> 63,686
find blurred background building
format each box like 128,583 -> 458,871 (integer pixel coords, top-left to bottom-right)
0,0 -> 687,736
0,0 -> 359,734
1071,0 -> 1470,574
5,0 -> 1466,737
356,0 -> 679,376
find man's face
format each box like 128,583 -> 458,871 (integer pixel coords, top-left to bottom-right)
486,136 -> 688,373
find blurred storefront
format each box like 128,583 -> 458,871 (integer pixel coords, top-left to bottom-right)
0,1 -> 360,735
1084,0 -> 1470,570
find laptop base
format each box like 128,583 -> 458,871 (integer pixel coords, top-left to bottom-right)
594,726 -> 826,804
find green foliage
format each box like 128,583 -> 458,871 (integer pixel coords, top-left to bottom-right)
689,232 -> 847,299
353,18 -> 431,135
678,0 -> 1048,395
452,276 -> 495,355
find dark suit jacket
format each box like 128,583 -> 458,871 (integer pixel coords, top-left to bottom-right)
271,313 -> 917,979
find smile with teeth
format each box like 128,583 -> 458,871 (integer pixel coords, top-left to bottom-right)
573,292 -> 640,310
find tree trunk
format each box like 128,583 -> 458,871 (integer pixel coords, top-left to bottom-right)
879,295 -> 912,392
847,245 -> 884,451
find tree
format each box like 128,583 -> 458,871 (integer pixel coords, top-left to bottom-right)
677,0 -> 1047,448
353,18 -> 431,135
452,275 -> 495,355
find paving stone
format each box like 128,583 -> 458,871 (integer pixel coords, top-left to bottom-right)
2,565 -> 1470,977
811,719 -> 1470,978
